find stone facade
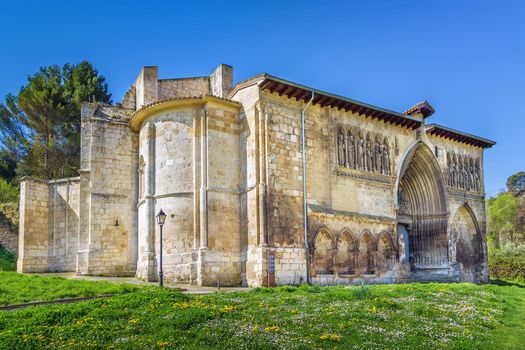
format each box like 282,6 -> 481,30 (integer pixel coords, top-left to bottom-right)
18,64 -> 495,286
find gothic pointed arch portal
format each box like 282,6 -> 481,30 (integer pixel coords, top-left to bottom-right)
397,141 -> 449,268
450,203 -> 483,282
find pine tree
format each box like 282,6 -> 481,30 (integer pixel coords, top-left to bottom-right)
0,61 -> 111,180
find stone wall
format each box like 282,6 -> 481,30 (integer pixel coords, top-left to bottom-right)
134,66 -> 159,109
158,78 -> 209,99
0,223 -> 17,255
0,203 -> 18,255
210,64 -> 233,98
17,177 -> 80,273
47,179 -> 80,271
17,179 -> 49,272
78,104 -> 138,276
135,98 -> 243,286
137,109 -> 196,282
123,64 -> 234,110
231,85 -> 490,286
202,105 -> 242,285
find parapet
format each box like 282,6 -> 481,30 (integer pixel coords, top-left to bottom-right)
121,64 -> 233,110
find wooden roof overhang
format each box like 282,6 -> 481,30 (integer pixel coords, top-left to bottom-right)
425,124 -> 496,149
258,75 -> 422,130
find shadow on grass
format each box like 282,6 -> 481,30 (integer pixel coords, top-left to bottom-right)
490,279 -> 525,288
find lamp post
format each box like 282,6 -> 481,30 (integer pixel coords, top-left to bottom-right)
156,209 -> 167,287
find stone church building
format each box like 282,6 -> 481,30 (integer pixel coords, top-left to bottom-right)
17,64 -> 495,286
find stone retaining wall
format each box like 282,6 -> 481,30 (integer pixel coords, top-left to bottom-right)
0,218 -> 17,255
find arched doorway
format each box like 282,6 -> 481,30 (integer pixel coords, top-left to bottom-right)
450,204 -> 482,282
397,142 -> 449,269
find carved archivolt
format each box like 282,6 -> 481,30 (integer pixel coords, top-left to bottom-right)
446,152 -> 481,192
398,142 -> 449,268
337,126 -> 391,175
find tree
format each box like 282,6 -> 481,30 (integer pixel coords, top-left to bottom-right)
61,62 -> 112,164
16,65 -> 68,178
0,94 -> 29,161
0,61 -> 111,180
506,171 -> 525,196
487,192 -> 518,249
0,151 -> 16,183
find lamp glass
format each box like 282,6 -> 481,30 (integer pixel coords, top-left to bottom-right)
156,209 -> 167,225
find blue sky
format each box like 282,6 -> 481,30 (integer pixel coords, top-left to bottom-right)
0,0 -> 523,195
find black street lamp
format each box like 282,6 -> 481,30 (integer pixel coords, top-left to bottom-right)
156,209 -> 167,287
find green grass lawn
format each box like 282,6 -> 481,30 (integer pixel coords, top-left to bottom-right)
0,272 -> 140,306
0,274 -> 524,350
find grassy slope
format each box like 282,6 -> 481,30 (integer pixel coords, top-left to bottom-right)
0,272 -> 140,306
0,280 -> 524,350
488,281 -> 525,350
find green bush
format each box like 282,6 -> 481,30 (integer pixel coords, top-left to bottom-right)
0,202 -> 18,229
0,178 -> 18,203
489,254 -> 525,284
0,245 -> 16,271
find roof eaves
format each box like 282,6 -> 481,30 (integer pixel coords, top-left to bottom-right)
260,74 -> 422,126
425,123 -> 496,148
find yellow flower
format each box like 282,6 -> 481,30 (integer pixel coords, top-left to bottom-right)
320,333 -> 342,342
264,326 -> 280,332
220,305 -> 235,313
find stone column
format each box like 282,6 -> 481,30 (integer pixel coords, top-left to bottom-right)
396,223 -> 412,280
77,169 -> 90,274
193,110 -> 201,250
257,105 -> 268,247
199,109 -> 208,249
144,121 -> 157,280
196,108 -> 209,286
65,180 -> 70,256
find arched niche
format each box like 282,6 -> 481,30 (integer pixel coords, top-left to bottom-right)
382,137 -> 391,175
358,231 -> 375,274
396,141 -> 449,269
377,232 -> 396,272
450,203 -> 482,282
373,134 -> 382,173
346,129 -> 356,169
313,228 -> 336,275
365,132 -> 373,172
336,231 -> 356,275
337,126 -> 346,166
356,130 -> 365,170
